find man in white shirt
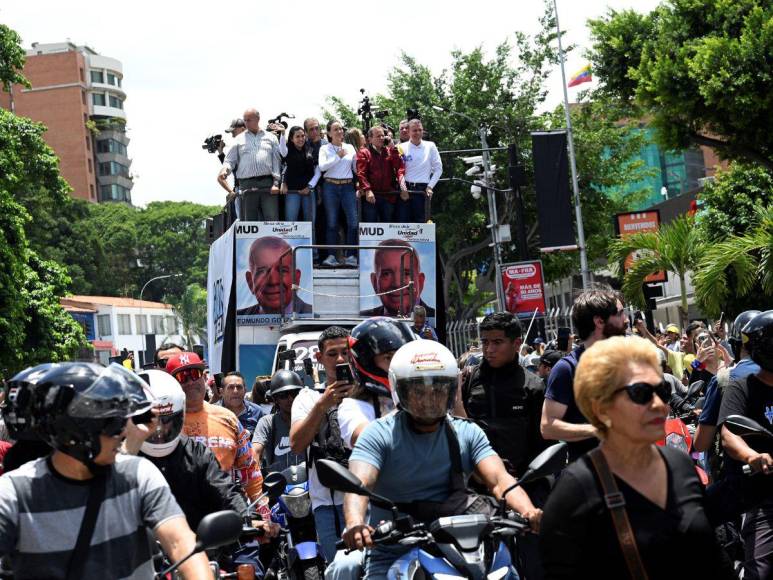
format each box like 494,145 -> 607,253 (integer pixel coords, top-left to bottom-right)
218,109 -> 281,221
396,119 -> 442,223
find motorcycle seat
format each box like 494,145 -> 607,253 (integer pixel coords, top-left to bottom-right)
429,514 -> 491,552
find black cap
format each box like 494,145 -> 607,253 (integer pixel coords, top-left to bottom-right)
225,118 -> 245,133
540,350 -> 563,367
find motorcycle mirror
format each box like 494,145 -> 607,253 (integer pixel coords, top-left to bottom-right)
686,380 -> 704,400
500,442 -> 568,511
724,415 -> 773,439
316,459 -> 395,510
156,510 -> 242,578
263,471 -> 288,501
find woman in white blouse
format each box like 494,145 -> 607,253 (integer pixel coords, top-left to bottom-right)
318,120 -> 359,267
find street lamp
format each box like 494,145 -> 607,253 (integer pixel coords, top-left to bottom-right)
432,105 -> 506,311
139,274 -> 182,334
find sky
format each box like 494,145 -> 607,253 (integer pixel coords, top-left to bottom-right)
2,0 -> 660,208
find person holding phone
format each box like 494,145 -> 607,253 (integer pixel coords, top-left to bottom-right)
409,305 -> 438,341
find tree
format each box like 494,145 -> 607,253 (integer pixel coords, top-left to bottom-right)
694,204 -> 773,317
608,214 -> 703,329
170,283 -> 208,349
587,0 -> 773,170
0,24 -> 29,93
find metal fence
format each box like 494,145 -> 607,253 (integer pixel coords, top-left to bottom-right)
445,319 -> 480,358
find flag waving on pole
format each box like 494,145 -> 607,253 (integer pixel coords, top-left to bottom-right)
568,64 -> 592,87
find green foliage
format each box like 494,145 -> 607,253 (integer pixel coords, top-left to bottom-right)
588,0 -> 773,168
694,204 -> 773,317
0,24 -> 30,90
169,283 -> 208,348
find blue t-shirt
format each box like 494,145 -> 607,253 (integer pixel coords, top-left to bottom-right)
350,412 -> 495,525
544,345 -> 585,424
699,359 -> 760,425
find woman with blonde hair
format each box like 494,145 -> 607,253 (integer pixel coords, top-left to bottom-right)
539,336 -> 733,579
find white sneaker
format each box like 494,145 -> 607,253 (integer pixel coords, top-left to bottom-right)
322,255 -> 339,267
344,255 -> 358,267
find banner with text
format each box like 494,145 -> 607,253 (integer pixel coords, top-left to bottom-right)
501,260 -> 547,318
615,211 -> 666,283
235,222 -> 314,326
358,223 -> 436,323
206,224 -> 235,374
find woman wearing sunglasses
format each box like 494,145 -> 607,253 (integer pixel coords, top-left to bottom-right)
539,336 -> 734,579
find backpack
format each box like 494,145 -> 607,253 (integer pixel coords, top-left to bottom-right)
309,406 -> 351,467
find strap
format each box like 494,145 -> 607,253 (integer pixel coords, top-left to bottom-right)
66,473 -> 108,580
588,448 -> 649,580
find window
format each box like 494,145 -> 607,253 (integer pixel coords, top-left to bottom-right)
99,184 -> 131,202
88,158 -> 93,173
99,161 -> 130,177
82,92 -> 87,105
165,316 -> 179,334
97,314 -> 112,336
97,139 -> 128,156
92,93 -> 106,106
117,314 -> 132,335
135,314 -> 148,334
90,70 -> 104,84
80,67 -> 85,82
107,72 -> 120,86
152,315 -> 164,334
89,184 -> 95,199
109,95 -> 123,109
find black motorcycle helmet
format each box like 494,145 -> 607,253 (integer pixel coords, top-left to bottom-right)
269,369 -> 304,398
33,363 -> 152,472
3,363 -> 58,441
742,310 -> 773,372
348,317 -> 417,398
729,310 -> 761,361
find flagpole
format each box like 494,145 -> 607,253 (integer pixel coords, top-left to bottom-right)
553,0 -> 591,290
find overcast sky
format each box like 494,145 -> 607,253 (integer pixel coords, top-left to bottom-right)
2,0 -> 659,207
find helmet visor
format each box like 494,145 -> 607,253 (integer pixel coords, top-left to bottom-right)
146,411 -> 184,445
68,364 -> 153,419
395,376 -> 456,421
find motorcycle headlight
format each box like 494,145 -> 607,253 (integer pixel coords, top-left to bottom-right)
281,487 -> 311,518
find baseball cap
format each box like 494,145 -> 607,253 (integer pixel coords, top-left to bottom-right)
532,337 -> 545,346
666,324 -> 680,334
225,118 -> 245,133
165,352 -> 206,376
540,350 -> 564,367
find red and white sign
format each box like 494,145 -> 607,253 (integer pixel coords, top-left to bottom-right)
615,211 -> 666,283
501,261 -> 547,317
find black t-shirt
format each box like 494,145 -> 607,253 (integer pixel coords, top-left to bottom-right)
539,447 -> 734,579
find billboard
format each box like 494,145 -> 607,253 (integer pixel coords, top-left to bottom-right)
207,223 -> 235,374
501,260 -> 547,318
358,223 -> 436,323
235,221 -> 314,326
615,211 -> 666,283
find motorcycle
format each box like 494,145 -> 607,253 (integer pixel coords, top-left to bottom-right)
265,463 -> 326,580
659,380 -> 709,484
724,415 -> 773,477
317,442 -> 568,580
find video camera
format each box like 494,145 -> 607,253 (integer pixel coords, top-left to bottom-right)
202,134 -> 224,154
406,107 -> 421,121
267,112 -> 295,136
358,89 -> 389,132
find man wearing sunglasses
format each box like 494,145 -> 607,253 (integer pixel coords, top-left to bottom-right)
165,352 -> 268,514
541,288 -> 628,462
154,342 -> 184,369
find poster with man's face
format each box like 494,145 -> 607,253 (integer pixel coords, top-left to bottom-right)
358,223 -> 436,323
236,222 -> 313,326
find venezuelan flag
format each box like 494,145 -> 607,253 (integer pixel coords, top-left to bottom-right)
568,65 -> 592,87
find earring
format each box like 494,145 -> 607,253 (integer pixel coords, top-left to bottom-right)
603,418 -> 612,429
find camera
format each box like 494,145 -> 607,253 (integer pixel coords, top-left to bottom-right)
267,112 -> 295,135
202,134 -> 223,154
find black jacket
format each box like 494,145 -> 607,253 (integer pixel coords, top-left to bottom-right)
140,435 -> 247,530
462,359 -> 547,477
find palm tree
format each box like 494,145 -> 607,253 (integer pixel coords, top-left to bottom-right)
693,204 -> 773,317
170,283 -> 208,348
608,214 -> 704,329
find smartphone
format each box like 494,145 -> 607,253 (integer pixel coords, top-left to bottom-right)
633,310 -> 644,322
335,363 -> 354,384
557,327 -> 571,352
213,372 -> 224,391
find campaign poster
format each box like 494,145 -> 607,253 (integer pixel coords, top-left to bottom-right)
615,211 -> 666,283
235,222 -> 314,326
358,223 -> 436,324
502,261 -> 547,319
206,223 -> 235,374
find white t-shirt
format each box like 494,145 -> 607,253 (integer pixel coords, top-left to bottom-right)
290,387 -> 344,508
338,397 -> 395,449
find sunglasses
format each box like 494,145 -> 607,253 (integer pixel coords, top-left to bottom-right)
173,368 -> 204,384
101,416 -> 128,437
614,381 -> 671,405
273,391 -> 298,401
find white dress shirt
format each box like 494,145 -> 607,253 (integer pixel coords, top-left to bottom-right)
318,143 -> 357,179
399,140 -> 442,188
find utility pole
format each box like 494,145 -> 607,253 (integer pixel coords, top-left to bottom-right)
553,0 -> 591,289
479,126 -> 506,311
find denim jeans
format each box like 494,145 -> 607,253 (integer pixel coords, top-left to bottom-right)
361,195 -> 396,223
313,503 -> 345,564
322,181 -> 358,257
364,546 -> 410,579
396,185 -> 427,223
284,189 -> 315,223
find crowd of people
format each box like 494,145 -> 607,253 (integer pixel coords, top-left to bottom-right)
215,109 -> 443,267
0,292 -> 771,579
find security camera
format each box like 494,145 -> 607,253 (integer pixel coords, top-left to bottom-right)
471,185 -> 482,199
465,166 -> 481,176
462,155 -> 483,165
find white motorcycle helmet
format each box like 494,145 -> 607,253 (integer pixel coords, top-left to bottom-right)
139,369 -> 186,457
388,340 -> 459,424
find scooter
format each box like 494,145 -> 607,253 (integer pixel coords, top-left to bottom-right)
724,415 -> 773,477
317,442 -> 568,580
265,463 -> 326,580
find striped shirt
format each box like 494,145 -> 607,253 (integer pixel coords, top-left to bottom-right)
223,129 -> 281,183
0,454 -> 183,579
